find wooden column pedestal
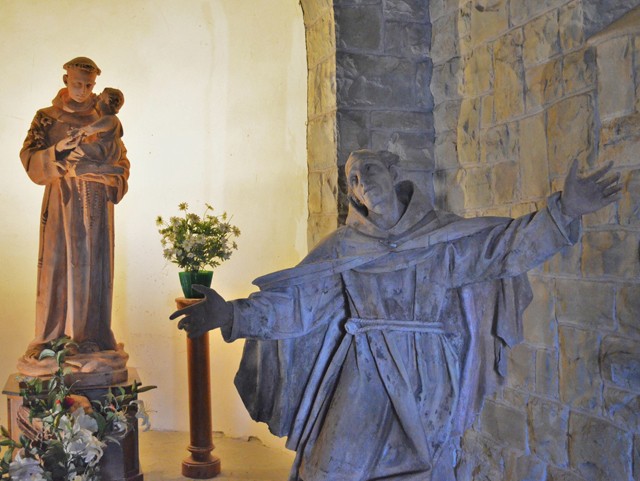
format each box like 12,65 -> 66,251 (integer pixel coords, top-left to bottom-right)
176,297 -> 221,479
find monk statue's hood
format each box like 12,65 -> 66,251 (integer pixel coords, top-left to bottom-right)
345,181 -> 441,240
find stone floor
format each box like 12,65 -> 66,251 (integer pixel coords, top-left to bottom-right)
139,431 -> 295,481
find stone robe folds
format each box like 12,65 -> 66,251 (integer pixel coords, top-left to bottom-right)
228,183 -> 579,481
20,89 -> 129,351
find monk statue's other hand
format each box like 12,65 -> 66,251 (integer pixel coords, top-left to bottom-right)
560,159 -> 622,218
55,135 -> 81,153
170,285 -> 233,338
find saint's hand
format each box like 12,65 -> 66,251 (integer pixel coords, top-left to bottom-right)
560,159 -> 622,218
55,135 -> 82,153
170,285 -> 233,338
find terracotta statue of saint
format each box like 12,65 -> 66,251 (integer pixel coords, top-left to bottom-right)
172,150 -> 620,481
19,57 -> 129,371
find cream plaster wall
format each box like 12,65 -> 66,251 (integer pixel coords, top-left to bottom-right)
0,0 -> 307,450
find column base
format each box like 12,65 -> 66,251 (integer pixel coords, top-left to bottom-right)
182,454 -> 221,479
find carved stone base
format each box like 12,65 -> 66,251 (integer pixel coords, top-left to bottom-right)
16,344 -> 129,384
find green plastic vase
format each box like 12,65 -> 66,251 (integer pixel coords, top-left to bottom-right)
179,270 -> 213,298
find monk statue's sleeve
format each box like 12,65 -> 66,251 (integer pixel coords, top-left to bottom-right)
20,111 -> 66,185
224,274 -> 345,342
446,192 -> 580,287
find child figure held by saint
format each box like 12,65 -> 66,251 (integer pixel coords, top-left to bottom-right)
66,87 -> 125,177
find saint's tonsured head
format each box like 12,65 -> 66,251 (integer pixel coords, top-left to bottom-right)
62,57 -> 101,104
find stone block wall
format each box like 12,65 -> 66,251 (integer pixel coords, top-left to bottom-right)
301,0 -> 339,248
431,1 -> 640,479
335,0 -> 435,223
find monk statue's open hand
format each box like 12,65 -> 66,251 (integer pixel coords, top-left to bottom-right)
170,285 -> 233,338
561,159 -> 622,218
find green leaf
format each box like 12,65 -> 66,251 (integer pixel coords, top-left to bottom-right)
2,449 -> 12,465
136,385 -> 158,394
93,412 -> 107,437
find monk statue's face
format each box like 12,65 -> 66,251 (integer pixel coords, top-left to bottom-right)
347,155 -> 396,215
63,68 -> 97,103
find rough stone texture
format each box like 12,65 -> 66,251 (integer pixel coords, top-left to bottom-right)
581,230 -> 640,278
480,93 -> 494,127
432,57 -> 462,102
569,411 -> 632,481
456,430 -> 507,481
434,130 -> 459,170
582,0 -> 640,38
416,60 -> 435,109
301,0 -> 338,250
481,122 -> 519,164
505,452 -> 547,481
470,0 -> 509,45
596,36 -> 635,120
555,279 -> 615,330
300,0 -> 332,26
308,116 -> 338,170
309,60 -> 337,119
480,399 -> 527,450
337,54 -> 417,108
507,343 -> 536,391
547,466 -> 588,481
492,161 -> 519,203
523,10 -> 561,68
545,243 -> 583,277
562,49 -> 595,96
522,276 -> 555,345
528,397 -> 569,467
617,283 -> 640,338
619,169 -> 640,225
559,1 -> 585,52
536,348 -> 560,398
434,99 -> 461,133
494,29 -> 526,121
460,166 -> 493,208
510,0 -> 571,27
546,94 -> 594,176
434,168 -> 466,212
431,11 -> 458,63
635,435 -> 640,481
600,335 -> 640,391
599,113 -> 640,168
519,114 -> 551,199
463,44 -> 492,96
385,21 -> 431,59
559,326 -> 602,410
306,13 -> 336,68
383,0 -> 429,22
457,97 -> 481,165
335,5 -> 383,51
371,131 -> 435,168
525,58 -> 564,111
604,387 -> 640,432
337,110 -> 369,165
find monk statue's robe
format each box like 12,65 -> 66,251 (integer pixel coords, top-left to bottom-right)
226,181 -> 579,481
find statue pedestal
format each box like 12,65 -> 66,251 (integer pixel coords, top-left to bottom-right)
176,297 -> 221,479
3,369 -> 144,481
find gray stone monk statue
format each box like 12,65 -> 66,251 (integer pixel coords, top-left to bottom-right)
172,150 -> 620,481
19,57 -> 129,363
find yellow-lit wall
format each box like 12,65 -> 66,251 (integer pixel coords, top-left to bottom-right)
0,0 -> 307,449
